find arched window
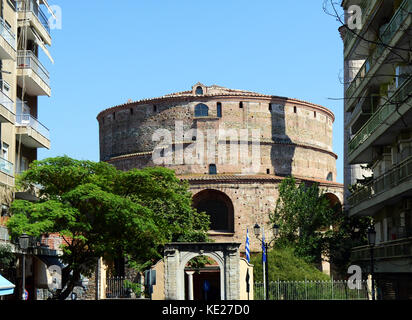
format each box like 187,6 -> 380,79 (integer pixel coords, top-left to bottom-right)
195,103 -> 209,117
326,172 -> 333,181
193,189 -> 234,232
209,164 -> 217,175
217,102 -> 222,118
195,86 -> 204,95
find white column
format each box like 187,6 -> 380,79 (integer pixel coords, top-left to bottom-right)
186,271 -> 195,300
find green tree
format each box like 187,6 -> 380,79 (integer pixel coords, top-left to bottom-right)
270,176 -> 369,275
324,213 -> 371,277
270,176 -> 333,264
6,156 -> 209,300
0,244 -> 16,274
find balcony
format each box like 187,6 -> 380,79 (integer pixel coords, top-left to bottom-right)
15,113 -> 50,149
17,50 -> 51,97
348,156 -> 412,216
0,81 -> 15,124
0,156 -> 14,187
348,76 -> 412,163
0,17 -> 16,60
352,237 -> 412,262
17,0 -> 51,46
345,0 -> 412,112
343,0 -> 382,59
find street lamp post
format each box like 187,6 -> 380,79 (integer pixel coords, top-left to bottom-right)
18,233 -> 30,301
367,225 -> 376,301
253,223 -> 279,300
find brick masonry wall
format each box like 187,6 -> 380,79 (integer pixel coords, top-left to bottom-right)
98,87 -> 343,252
98,96 -> 336,182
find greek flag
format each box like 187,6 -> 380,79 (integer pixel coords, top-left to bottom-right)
245,228 -> 250,263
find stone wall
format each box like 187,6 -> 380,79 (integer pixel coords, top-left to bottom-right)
186,179 -> 343,252
97,85 -> 343,253
98,87 -> 337,182
164,242 -> 241,300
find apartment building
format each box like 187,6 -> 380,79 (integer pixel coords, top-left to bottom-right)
342,0 -> 412,299
0,0 -> 55,300
0,0 -> 52,226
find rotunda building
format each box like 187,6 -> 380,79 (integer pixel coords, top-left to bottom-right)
97,83 -> 343,251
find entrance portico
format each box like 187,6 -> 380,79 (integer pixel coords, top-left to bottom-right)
164,242 -> 241,300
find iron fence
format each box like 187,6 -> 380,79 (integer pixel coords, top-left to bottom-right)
254,280 -> 369,300
106,277 -> 131,299
106,277 -> 143,299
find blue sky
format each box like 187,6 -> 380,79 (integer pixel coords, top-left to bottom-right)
38,0 -> 344,183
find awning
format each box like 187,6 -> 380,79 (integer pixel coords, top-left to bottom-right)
31,27 -> 54,63
0,274 -> 15,296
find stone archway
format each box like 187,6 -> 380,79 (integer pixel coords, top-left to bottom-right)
164,242 -> 241,300
182,252 -> 224,300
324,192 -> 342,211
192,189 -> 235,232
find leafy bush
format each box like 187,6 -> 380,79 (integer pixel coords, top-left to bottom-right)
123,279 -> 143,296
251,246 -> 330,282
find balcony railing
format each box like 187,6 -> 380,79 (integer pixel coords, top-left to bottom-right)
348,76 -> 412,155
16,113 -> 50,140
0,156 -> 13,176
345,0 -> 411,104
16,0 -> 50,34
352,237 -> 412,261
0,17 -> 16,49
348,155 -> 412,208
0,81 -> 14,113
343,0 -> 381,51
17,50 -> 50,86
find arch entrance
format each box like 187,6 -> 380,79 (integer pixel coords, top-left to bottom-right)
324,192 -> 342,211
164,242 -> 241,300
192,189 -> 234,232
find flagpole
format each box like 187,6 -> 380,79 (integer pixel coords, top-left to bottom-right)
245,229 -> 251,300
262,227 -> 266,300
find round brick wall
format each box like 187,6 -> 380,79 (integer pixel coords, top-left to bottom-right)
97,84 -> 343,251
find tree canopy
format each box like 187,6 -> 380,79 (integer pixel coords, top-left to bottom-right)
7,156 -> 210,299
269,176 -> 369,275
